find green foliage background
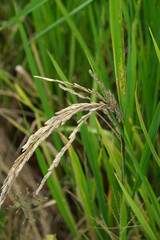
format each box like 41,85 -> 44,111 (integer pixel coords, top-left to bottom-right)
0,0 -> 160,239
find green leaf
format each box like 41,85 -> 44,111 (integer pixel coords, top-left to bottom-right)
0,0 -> 48,30
54,0 -> 96,71
149,27 -> 160,63
15,6 -> 52,119
109,0 -> 126,118
69,145 -> 97,235
132,102 -> 160,194
135,89 -> 160,167
30,0 -> 94,43
120,194 -> 127,240
96,119 -> 121,179
115,120 -> 160,217
36,148 -> 78,237
116,175 -> 157,240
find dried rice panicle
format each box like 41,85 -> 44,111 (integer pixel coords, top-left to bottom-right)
0,100 -> 106,207
0,70 -> 122,207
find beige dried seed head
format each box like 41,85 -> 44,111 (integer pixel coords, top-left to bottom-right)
0,70 -> 122,207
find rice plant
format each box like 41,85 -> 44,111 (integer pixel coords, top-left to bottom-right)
0,1 -> 160,239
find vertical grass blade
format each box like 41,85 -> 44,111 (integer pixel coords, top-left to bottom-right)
14,5 -> 78,237
116,121 -> 160,217
127,17 -> 137,122
68,145 -> 98,237
149,27 -> 160,116
16,8 -> 65,159
149,27 -> 160,63
96,119 -> 121,179
88,4 -> 110,89
30,0 -> 94,43
132,102 -> 160,195
116,175 -> 157,240
15,10 -> 52,119
36,148 -> 78,238
120,194 -> 127,240
109,0 -> 126,118
54,0 -> 96,71
135,89 -> 160,167
80,124 -> 111,239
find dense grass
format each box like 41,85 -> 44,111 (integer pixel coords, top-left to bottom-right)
0,0 -> 160,239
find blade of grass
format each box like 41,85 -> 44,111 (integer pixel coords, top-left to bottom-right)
54,0 -> 96,72
47,51 -> 78,106
15,6 -> 52,119
35,148 -> 78,238
0,0 -> 48,30
148,27 -> 160,117
30,0 -> 94,43
46,53 -> 110,237
115,119 -> 160,217
14,5 -> 78,236
68,33 -> 76,81
140,185 -> 159,237
14,83 -> 42,115
120,194 -> 127,240
102,147 -> 120,225
149,27 -> 160,63
135,88 -> 160,167
96,119 -> 122,179
139,102 -> 160,174
1,114 -> 29,136
47,51 -> 69,82
109,0 -> 126,118
16,5 -> 65,156
96,1 -> 114,76
68,145 -> 98,237
116,175 -> 157,240
96,118 -> 128,236
128,102 -> 160,219
0,70 -> 15,90
126,16 -> 137,122
88,4 -> 109,89
80,124 -> 111,240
